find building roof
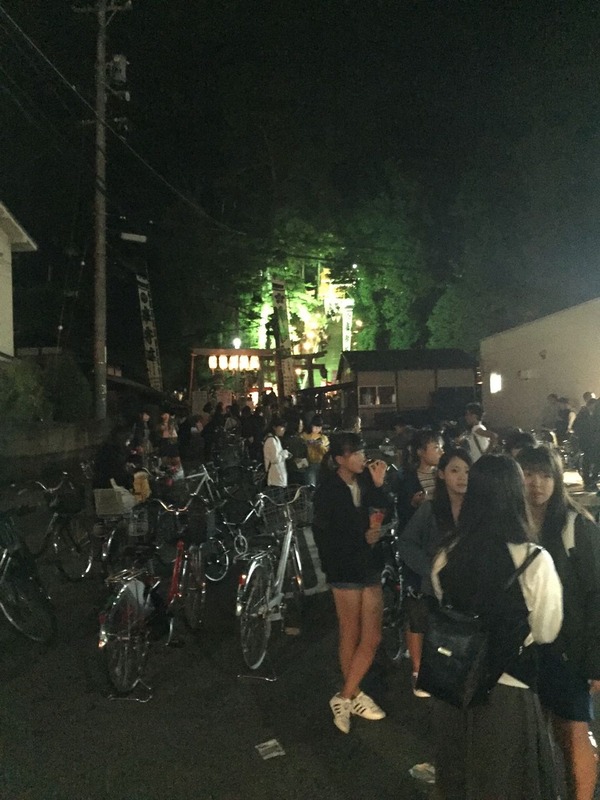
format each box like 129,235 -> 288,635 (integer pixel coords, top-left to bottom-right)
0,202 -> 37,252
339,349 -> 476,374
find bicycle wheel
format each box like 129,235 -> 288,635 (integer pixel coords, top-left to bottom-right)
54,515 -> 94,581
0,573 -> 57,643
283,540 -> 304,626
239,563 -> 271,670
100,583 -> 148,694
381,571 -> 406,665
180,545 -> 206,630
204,536 -> 230,582
102,522 -> 129,575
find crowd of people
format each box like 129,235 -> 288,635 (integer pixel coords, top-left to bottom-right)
311,402 -> 600,800
91,394 -> 600,799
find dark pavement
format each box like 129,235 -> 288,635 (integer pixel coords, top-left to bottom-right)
2,500 -> 599,800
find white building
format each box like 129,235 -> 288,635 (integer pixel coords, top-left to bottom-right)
480,297 -> 600,429
0,202 -> 37,358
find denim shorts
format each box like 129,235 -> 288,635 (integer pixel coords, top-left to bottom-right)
329,572 -> 381,591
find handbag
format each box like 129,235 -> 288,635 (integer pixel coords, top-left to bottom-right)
416,545 -> 542,709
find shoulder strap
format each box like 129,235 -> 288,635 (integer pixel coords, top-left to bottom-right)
502,545 -> 542,591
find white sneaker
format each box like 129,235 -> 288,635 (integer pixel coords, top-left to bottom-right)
351,690 -> 386,720
412,672 -> 431,699
329,693 -> 352,734
409,762 -> 436,784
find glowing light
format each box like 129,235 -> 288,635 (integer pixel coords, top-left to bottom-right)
355,320 -> 363,328
229,355 -> 239,371
208,355 -> 218,370
490,373 -> 502,394
218,355 -> 228,370
232,337 -> 241,349
249,355 -> 260,371
239,354 -> 249,370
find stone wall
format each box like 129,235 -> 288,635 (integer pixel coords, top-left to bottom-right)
1,421 -> 109,484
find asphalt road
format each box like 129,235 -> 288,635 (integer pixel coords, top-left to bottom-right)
0,506 -> 434,800
2,500 -> 599,800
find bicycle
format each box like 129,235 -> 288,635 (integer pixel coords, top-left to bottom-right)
30,473 -> 94,581
235,486 -> 311,670
378,516 -> 407,666
97,496 -> 207,696
0,504 -> 57,643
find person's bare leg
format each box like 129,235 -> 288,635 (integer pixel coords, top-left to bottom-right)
553,716 -> 598,800
331,588 -> 361,683
406,630 -> 424,675
340,585 -> 383,699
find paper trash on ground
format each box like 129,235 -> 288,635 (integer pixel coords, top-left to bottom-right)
255,739 -> 286,760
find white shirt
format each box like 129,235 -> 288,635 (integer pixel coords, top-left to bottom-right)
464,423 -> 490,463
432,541 -> 563,688
263,435 -> 288,488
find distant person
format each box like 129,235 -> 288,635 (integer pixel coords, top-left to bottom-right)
301,415 -> 330,485
93,426 -> 134,490
396,429 -> 443,530
283,415 -> 309,486
130,409 -> 153,468
388,415 -> 415,473
541,393 -> 560,432
504,428 -> 537,459
556,397 -> 576,441
339,410 -> 362,434
263,415 -> 291,499
573,394 -> 598,489
157,409 -> 181,471
460,402 -> 497,462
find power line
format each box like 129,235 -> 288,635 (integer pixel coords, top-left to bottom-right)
0,2 -> 245,236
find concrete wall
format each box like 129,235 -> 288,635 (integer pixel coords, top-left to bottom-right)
480,297 -> 600,429
1,421 -> 107,483
0,227 -> 13,356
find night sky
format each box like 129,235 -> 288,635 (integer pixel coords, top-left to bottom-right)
1,0 -> 599,380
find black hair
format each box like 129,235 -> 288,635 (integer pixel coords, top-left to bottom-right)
504,428 -> 537,455
309,415 -> 323,430
453,453 -> 532,545
515,444 -> 585,543
408,428 -> 441,468
465,402 -> 483,420
432,447 -> 472,534
268,415 -> 287,433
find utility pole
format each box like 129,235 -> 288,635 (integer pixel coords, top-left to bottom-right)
74,0 -> 131,419
94,0 -> 108,420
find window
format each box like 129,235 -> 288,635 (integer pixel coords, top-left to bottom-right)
490,372 -> 502,394
359,385 -> 396,406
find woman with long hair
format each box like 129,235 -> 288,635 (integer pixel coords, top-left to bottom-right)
312,432 -> 392,734
431,454 -> 563,800
397,447 -> 472,696
517,444 -> 600,800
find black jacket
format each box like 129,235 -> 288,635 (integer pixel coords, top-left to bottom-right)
543,513 -> 600,679
312,471 -> 392,584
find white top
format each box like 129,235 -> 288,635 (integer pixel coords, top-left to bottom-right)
432,541 -> 563,688
263,434 -> 289,488
464,423 -> 490,463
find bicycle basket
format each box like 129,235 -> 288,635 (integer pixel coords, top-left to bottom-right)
261,493 -> 290,536
288,486 -> 314,528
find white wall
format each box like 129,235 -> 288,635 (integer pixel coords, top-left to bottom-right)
0,228 -> 13,356
480,298 -> 600,429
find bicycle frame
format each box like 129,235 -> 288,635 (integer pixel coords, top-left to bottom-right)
236,509 -> 295,622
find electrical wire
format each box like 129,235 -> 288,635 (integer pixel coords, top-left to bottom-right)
0,2 -> 245,236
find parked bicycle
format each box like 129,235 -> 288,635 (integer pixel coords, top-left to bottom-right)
98,496 -> 207,696
29,473 -> 94,581
235,486 -> 311,670
0,504 -> 56,643
378,516 -> 406,666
